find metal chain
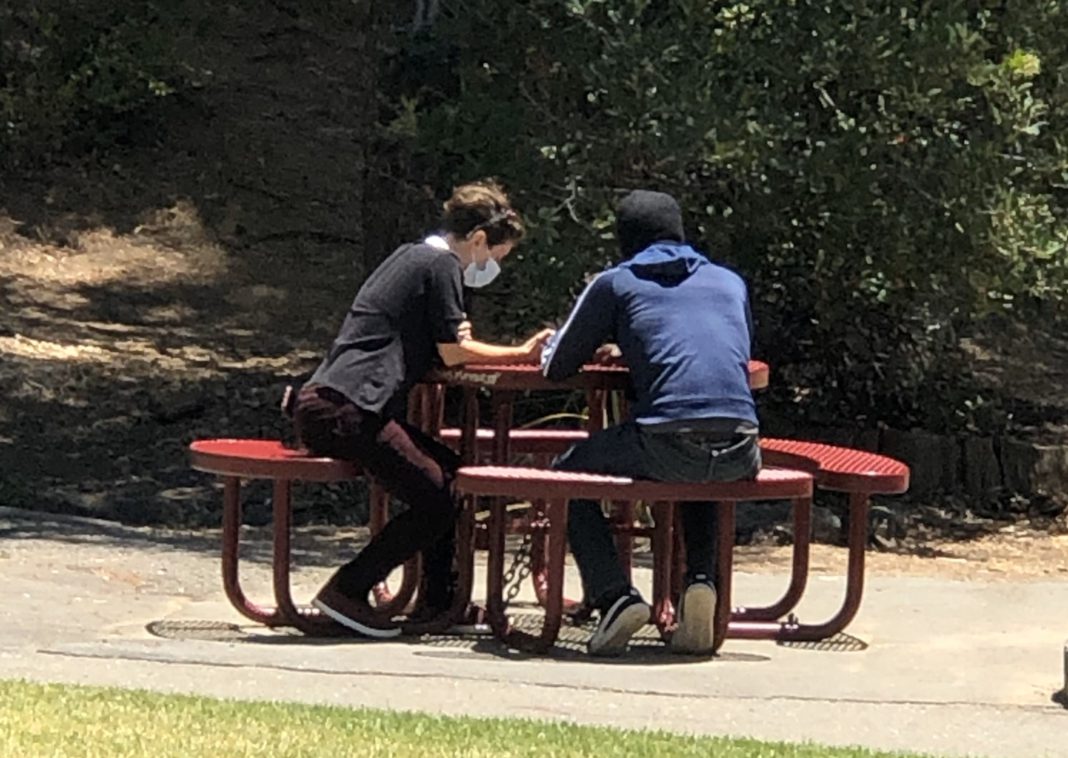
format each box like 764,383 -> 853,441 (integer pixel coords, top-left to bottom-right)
502,528 -> 535,607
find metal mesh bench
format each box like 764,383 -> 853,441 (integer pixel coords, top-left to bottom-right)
761,438 -> 910,494
453,465 -> 814,653
189,435 -> 909,647
440,430 -> 910,641
188,439 -> 417,635
720,439 -> 909,638
438,429 -> 910,496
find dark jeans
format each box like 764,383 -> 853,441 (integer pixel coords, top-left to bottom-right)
552,421 -> 761,610
293,385 -> 460,604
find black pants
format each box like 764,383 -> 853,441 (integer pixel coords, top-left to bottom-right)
552,422 -> 762,611
293,385 -> 460,604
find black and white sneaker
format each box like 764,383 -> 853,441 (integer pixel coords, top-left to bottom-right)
670,575 -> 717,655
587,590 -> 650,657
312,584 -> 402,639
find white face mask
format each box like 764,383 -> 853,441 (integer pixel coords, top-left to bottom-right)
463,257 -> 501,288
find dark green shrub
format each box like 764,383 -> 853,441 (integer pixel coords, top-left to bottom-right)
1,1 -> 186,164
378,0 -> 1068,432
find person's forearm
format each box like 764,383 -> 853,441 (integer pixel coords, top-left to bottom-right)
438,339 -> 526,367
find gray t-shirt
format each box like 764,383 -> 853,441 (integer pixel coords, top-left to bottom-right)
310,241 -> 465,419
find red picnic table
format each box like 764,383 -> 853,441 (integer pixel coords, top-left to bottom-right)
410,359 -> 788,640
414,358 -> 906,649
420,359 -> 770,461
188,356 -> 908,649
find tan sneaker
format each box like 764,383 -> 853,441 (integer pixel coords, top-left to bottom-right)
670,578 -> 717,655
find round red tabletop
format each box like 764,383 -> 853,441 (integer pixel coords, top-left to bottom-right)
189,439 -> 360,481
426,359 -> 769,391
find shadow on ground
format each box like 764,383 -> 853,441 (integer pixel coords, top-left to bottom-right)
0,506 -> 368,568
144,615 -> 778,667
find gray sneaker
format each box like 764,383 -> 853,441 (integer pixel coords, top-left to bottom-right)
588,590 -> 650,657
670,576 -> 717,655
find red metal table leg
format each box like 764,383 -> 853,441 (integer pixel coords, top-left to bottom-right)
270,478 -> 297,624
671,506 -> 686,605
587,389 -> 607,432
417,384 -> 431,430
426,383 -> 445,436
460,387 -> 479,464
369,483 -> 392,606
713,500 -> 736,652
482,391 -> 516,636
407,385 -> 425,428
405,386 -> 486,634
268,479 -> 338,635
534,498 -> 568,650
487,498 -> 567,653
528,500 -> 583,613
371,554 -> 420,616
452,499 -> 478,625
409,382 -> 445,437
731,495 -> 813,621
220,476 -> 283,626
491,391 -> 515,464
650,501 -> 676,639
368,483 -> 420,615
727,493 -> 871,642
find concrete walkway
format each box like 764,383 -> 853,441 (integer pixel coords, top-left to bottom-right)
1,506 -> 1065,757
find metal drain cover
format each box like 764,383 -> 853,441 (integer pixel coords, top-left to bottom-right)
146,619 -> 250,642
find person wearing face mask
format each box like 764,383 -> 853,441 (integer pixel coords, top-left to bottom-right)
540,189 -> 760,657
292,180 -> 554,637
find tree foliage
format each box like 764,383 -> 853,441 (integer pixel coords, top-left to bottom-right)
2,1 -> 1067,433
0,1 -> 186,163
380,0 -> 1068,430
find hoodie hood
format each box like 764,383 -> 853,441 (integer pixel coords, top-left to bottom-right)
616,190 -> 685,258
619,242 -> 708,283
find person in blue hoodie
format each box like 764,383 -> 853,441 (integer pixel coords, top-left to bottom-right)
540,189 -> 760,657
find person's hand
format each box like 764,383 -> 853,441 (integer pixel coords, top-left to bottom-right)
519,328 -> 556,364
457,320 -> 473,343
592,343 -> 624,366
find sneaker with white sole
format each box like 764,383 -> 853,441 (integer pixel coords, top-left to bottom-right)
587,590 -> 650,657
670,576 -> 717,655
312,584 -> 402,639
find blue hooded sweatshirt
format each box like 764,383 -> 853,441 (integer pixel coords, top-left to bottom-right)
540,242 -> 757,428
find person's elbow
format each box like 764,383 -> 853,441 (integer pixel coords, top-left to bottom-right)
437,342 -> 468,367
541,352 -> 574,382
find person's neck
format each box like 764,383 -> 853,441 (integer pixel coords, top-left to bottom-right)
445,233 -> 476,267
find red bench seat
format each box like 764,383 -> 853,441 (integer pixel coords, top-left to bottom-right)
439,429 -> 910,495
188,438 -> 416,633
760,438 -> 909,494
189,435 -> 908,650
189,439 -> 360,481
453,465 -> 814,653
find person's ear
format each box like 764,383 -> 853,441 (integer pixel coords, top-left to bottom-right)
467,229 -> 488,250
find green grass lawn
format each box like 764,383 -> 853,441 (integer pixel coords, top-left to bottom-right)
0,678 -> 934,758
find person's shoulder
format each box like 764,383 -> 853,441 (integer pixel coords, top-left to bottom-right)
584,267 -> 623,296
702,257 -> 749,288
402,240 -> 436,258
402,241 -> 461,271
595,261 -> 628,283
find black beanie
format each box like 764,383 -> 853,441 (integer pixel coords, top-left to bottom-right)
615,190 -> 685,258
